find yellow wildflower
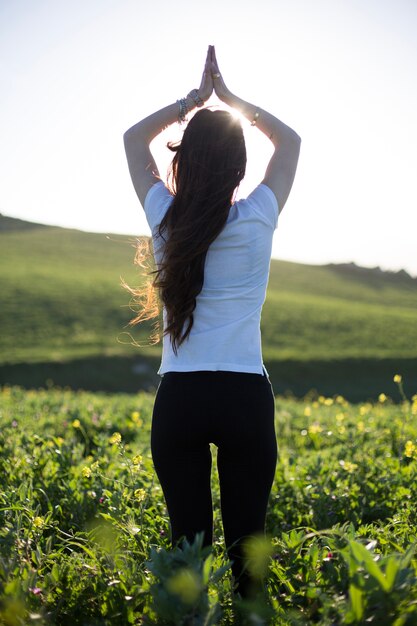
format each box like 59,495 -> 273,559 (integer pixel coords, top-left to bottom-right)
338,425 -> 346,435
309,423 -> 322,435
336,395 -> 345,404
324,398 -> 333,406
357,421 -> 365,433
134,488 -> 146,502
304,407 -> 311,417
132,455 -> 143,466
393,374 -> 402,384
109,432 -> 122,445
404,441 -> 416,458
72,419 -> 81,429
131,411 -> 143,427
378,393 -> 387,403
82,467 -> 92,478
339,460 -> 358,473
33,516 -> 44,529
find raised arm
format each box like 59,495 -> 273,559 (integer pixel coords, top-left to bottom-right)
123,48 -> 214,207
211,47 -> 301,213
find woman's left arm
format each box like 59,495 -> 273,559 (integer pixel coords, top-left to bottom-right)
124,46 -> 214,207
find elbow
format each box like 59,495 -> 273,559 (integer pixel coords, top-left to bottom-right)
291,129 -> 302,145
123,126 -> 134,146
277,128 -> 301,151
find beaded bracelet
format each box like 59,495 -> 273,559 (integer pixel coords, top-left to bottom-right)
177,98 -> 189,124
187,89 -> 204,108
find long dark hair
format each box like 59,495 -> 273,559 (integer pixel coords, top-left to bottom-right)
126,109 -> 247,353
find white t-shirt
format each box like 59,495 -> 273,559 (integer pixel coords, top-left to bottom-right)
144,181 -> 279,375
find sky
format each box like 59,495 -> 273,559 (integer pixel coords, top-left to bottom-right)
1,0 -> 416,275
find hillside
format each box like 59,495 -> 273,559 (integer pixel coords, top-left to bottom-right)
1,214 -> 416,399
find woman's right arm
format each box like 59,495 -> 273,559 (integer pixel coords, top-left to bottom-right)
211,47 -> 301,213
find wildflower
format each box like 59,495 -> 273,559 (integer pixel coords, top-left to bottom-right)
30,587 -> 42,595
336,412 -> 345,422
378,393 -> 387,403
131,411 -> 143,427
132,454 -> 143,466
324,398 -> 333,406
82,467 -> 92,478
72,419 -> 81,428
336,395 -> 345,404
99,496 -> 106,504
56,437 -> 64,446
393,374 -> 402,384
309,423 -> 322,435
339,460 -> 358,473
91,461 -> 100,471
304,406 -> 311,417
109,432 -> 122,445
134,488 -> 146,502
357,421 -> 365,433
338,425 -> 346,435
33,516 -> 44,529
404,441 -> 416,458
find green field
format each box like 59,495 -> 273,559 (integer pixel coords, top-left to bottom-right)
1,383 -> 417,624
1,214 -> 417,400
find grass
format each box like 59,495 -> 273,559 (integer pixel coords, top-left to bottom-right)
1,214 -> 417,399
1,379 -> 417,624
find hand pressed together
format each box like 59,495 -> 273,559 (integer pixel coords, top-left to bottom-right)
197,45 -> 232,104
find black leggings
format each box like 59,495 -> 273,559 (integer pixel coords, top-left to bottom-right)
151,369 -> 277,597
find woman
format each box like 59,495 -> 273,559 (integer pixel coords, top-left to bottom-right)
123,45 -> 301,598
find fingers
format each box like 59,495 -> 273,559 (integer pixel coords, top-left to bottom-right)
212,45 -> 220,70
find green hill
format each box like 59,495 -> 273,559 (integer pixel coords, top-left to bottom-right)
1,214 -> 416,399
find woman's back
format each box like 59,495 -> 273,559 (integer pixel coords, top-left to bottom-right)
146,182 -> 279,374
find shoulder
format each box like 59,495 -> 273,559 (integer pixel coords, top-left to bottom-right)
233,183 -> 279,230
144,182 -> 173,232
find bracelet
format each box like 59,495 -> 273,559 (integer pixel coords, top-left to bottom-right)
187,89 -> 204,108
177,97 -> 189,124
251,109 -> 260,126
